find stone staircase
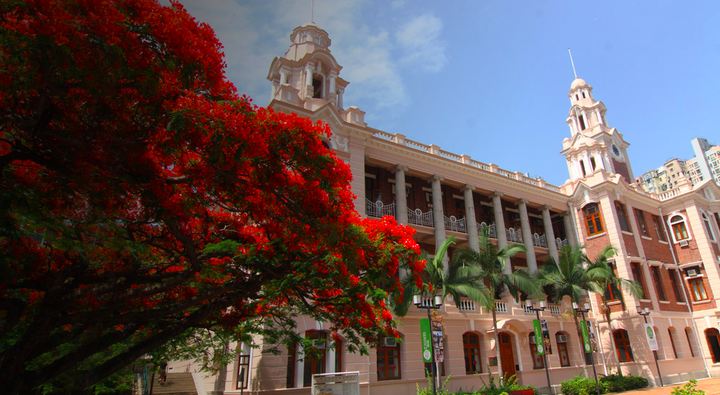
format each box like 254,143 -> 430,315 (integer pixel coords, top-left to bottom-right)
151,372 -> 197,395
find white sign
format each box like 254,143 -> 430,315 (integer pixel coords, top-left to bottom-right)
644,324 -> 658,351
312,371 -> 360,395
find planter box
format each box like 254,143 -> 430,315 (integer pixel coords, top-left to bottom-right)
508,389 -> 535,395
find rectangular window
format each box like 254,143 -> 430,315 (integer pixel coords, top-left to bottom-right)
651,266 -> 667,301
616,202 -> 630,232
689,278 -> 708,301
668,329 -> 678,359
631,262 -> 649,300
237,353 -> 250,389
653,215 -> 667,242
286,344 -> 296,388
635,209 -> 649,237
668,269 -> 684,303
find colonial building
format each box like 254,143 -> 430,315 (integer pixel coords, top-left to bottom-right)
168,22 -> 720,395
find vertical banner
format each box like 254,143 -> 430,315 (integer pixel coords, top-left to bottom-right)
541,319 -> 552,354
432,320 -> 444,362
420,318 -> 432,363
581,320 -> 592,354
533,319 -> 545,355
644,323 -> 658,351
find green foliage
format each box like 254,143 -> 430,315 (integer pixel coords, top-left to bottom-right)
416,374 -> 452,395
599,374 -> 648,392
475,371 -> 537,395
670,380 -> 705,395
560,374 -> 610,395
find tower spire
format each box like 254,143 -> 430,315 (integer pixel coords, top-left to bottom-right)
568,48 -> 577,79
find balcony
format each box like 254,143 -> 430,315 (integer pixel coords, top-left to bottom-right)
407,208 -> 434,227
549,304 -> 562,316
365,199 -> 396,218
478,222 -> 497,238
495,300 -> 508,314
458,298 -> 477,312
444,215 -> 467,233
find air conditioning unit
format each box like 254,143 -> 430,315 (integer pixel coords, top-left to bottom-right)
557,334 -> 568,343
383,338 -> 397,347
679,240 -> 689,247
687,268 -> 699,277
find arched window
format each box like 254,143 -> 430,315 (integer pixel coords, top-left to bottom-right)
614,329 -> 633,362
579,114 -> 586,130
702,212 -> 716,242
377,337 -> 401,380
556,333 -> 571,367
463,332 -> 482,374
669,214 -> 689,242
653,327 -> 664,360
286,343 -> 296,388
615,202 -> 630,232
583,203 -> 604,236
685,328 -> 697,357
304,331 -> 327,387
668,328 -> 678,359
590,157 -> 597,171
237,342 -> 252,390
312,75 -> 323,98
529,333 -> 544,369
706,328 -> 720,363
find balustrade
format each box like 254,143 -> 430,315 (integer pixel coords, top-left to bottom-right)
365,199 -> 396,219
444,215 -> 467,233
478,222 -> 497,238
459,299 -> 476,312
506,228 -> 523,243
407,208 -> 434,227
495,300 -> 508,314
549,304 -> 562,316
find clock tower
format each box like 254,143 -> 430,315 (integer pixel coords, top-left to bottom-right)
560,77 -> 634,183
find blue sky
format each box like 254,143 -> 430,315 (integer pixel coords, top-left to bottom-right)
177,0 -> 720,186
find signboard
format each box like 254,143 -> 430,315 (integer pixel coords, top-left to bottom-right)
644,323 -> 658,351
420,318 -> 432,363
311,371 -> 360,395
580,320 -> 592,354
532,319 -> 545,355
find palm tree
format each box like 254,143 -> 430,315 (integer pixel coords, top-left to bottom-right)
539,245 -> 629,373
453,224 -> 539,382
592,246 -> 643,376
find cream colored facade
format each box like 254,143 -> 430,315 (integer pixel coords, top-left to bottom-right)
170,23 -> 720,395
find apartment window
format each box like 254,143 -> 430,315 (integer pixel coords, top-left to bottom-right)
286,343 -> 296,388
304,331 -> 327,387
635,209 -> 649,237
689,278 -> 708,302
686,328 -> 697,357
529,333 -> 545,369
583,203 -> 604,236
702,212 -> 716,242
614,330 -> 634,362
653,215 -> 667,242
557,333 -> 571,367
335,339 -> 343,373
651,266 -> 667,301
669,269 -> 684,302
668,328 -> 678,359
377,338 -> 401,380
237,343 -> 251,390
616,202 -> 630,232
630,262 -> 649,300
463,333 -> 482,374
669,215 -> 689,242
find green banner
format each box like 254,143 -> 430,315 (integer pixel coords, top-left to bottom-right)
581,320 -> 591,354
420,318 -> 432,363
532,319 -> 545,355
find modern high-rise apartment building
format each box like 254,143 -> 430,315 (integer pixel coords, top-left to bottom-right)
168,23 -> 720,395
687,138 -> 720,186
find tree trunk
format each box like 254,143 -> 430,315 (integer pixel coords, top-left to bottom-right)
492,306 -> 503,385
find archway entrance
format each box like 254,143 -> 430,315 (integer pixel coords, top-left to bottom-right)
499,332 -> 516,380
705,328 -> 720,363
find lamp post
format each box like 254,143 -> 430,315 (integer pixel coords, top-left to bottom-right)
637,306 -> 663,387
526,300 -> 554,395
573,302 -> 600,395
414,294 -> 443,395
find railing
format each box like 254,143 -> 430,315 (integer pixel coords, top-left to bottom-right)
507,228 -> 523,243
522,304 -> 535,315
556,238 -> 569,249
407,208 -> 434,227
417,297 -> 435,308
478,222 -> 497,238
658,189 -> 682,201
549,304 -> 562,316
365,199 -> 396,219
459,298 -> 476,312
533,233 -> 547,248
495,300 -> 508,314
370,133 -> 564,193
444,215 -> 467,233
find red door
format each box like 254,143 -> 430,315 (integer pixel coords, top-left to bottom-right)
499,332 -> 516,379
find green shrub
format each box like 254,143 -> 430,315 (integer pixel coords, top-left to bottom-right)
475,372 -> 537,395
599,374 -> 648,392
560,374 -> 609,395
416,374 -> 452,395
670,380 -> 705,395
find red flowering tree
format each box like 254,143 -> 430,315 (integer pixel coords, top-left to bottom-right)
0,0 -> 423,393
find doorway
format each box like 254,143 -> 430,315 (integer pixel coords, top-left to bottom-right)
499,332 -> 516,380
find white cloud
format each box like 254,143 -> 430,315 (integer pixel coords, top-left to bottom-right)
395,13 -> 447,73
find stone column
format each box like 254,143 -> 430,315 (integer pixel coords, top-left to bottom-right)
463,184 -> 479,251
542,205 -> 559,262
430,176 -> 447,267
393,165 -> 409,224
337,87 -> 344,108
492,191 -> 510,274
562,211 -> 577,247
518,199 -> 537,272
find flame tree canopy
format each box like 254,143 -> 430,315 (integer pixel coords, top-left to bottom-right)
0,1 -> 424,393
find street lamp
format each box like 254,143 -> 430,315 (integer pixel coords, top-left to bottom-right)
414,294 -> 443,395
637,306 -> 663,387
573,302 -> 600,395
526,300 -> 553,395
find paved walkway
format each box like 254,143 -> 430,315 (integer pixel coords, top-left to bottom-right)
616,377 -> 720,395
